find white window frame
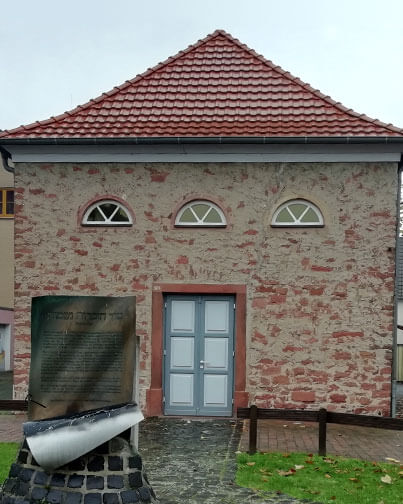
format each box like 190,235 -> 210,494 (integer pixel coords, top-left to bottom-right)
175,200 -> 227,227
271,199 -> 324,227
82,200 -> 133,226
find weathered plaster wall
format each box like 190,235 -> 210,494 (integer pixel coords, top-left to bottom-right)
13,161 -> 398,415
0,165 -> 14,310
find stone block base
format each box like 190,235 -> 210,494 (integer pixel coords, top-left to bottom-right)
0,436 -> 157,503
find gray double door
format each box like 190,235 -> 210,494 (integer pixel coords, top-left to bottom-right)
163,295 -> 235,416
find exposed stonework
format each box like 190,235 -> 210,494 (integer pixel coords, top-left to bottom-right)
13,161 -> 398,415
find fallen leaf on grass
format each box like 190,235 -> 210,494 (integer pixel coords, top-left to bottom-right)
380,475 -> 392,484
305,459 -> 314,464
325,474 -> 332,479
323,458 -> 336,464
277,469 -> 296,477
246,462 -> 256,466
261,477 -> 269,482
349,478 -> 359,482
294,465 -> 304,470
259,469 -> 272,476
385,457 -> 400,464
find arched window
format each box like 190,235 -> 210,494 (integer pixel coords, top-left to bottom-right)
175,200 -> 226,227
82,199 -> 132,226
271,199 -> 324,227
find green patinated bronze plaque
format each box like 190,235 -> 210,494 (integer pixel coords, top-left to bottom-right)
29,295 -> 136,420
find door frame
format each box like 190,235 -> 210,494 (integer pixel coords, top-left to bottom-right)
147,283 -> 248,416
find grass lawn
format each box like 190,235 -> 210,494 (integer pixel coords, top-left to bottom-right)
237,451 -> 403,504
0,443 -> 19,484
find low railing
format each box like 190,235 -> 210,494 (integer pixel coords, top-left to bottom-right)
237,405 -> 403,455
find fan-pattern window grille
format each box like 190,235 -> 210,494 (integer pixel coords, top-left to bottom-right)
175,200 -> 226,227
82,200 -> 132,226
272,199 -> 323,227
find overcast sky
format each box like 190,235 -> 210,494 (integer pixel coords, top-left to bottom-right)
1,0 -> 403,131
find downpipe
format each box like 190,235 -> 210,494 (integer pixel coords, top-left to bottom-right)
392,157 -> 403,416
0,146 -> 14,173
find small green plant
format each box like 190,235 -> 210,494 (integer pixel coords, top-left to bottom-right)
236,451 -> 403,504
0,443 -> 19,484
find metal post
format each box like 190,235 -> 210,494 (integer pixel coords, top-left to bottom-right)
318,408 -> 327,456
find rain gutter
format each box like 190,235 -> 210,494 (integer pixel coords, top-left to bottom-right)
2,136 -> 403,146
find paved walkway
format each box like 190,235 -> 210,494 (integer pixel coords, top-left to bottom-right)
239,419 -> 403,462
0,415 -> 307,504
0,412 -> 25,442
138,418 -> 309,504
0,414 -> 402,503
1,413 -> 402,463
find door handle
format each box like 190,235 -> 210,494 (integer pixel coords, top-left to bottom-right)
199,360 -> 209,368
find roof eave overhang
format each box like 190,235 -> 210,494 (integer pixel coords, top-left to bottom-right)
2,135 -> 403,146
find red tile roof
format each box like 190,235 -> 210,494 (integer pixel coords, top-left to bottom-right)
2,30 -> 403,139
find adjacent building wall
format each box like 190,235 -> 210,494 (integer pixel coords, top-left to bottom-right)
0,162 -> 14,371
0,164 -> 14,309
13,161 -> 398,414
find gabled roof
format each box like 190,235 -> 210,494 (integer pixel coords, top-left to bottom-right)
2,30 -> 403,139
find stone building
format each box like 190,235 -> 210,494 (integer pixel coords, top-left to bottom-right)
1,30 -> 403,416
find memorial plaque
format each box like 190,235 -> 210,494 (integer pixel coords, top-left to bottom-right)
29,295 -> 136,420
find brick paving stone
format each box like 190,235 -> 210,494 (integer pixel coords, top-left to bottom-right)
240,419 -> 403,462
0,414 -> 26,442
